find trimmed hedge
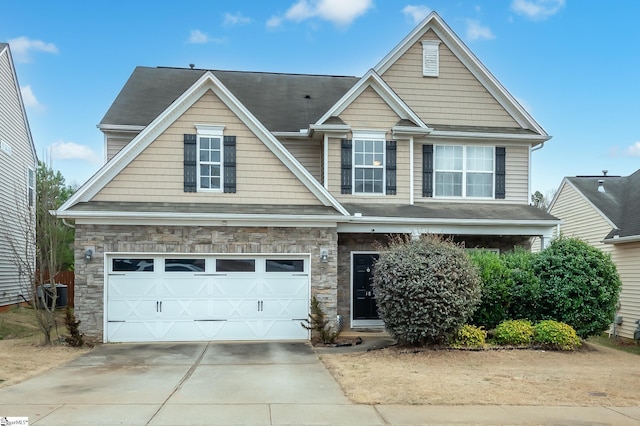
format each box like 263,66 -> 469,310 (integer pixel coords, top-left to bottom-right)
533,320 -> 581,350
494,319 -> 534,346
449,324 -> 487,349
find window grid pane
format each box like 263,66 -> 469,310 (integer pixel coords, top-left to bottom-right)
434,146 -> 494,198
199,136 -> 222,189
354,139 -> 384,194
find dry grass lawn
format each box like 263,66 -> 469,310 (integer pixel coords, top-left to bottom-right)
320,344 -> 640,406
0,307 -> 91,388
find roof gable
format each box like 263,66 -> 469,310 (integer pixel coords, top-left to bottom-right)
374,12 -> 548,137
550,170 -> 640,240
61,71 -> 349,215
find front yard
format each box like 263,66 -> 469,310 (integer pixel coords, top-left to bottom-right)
320,342 -> 640,406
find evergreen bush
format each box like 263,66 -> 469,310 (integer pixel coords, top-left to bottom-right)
532,237 -> 621,338
494,319 -> 534,345
449,324 -> 487,349
533,320 -> 581,350
373,235 -> 481,346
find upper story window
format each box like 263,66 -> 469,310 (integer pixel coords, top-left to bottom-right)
434,145 -> 494,198
27,167 -> 35,207
183,127 -> 236,194
341,131 -> 396,196
0,139 -> 12,155
354,137 -> 385,194
196,125 -> 224,191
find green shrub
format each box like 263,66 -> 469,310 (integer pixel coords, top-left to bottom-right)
502,250 -> 542,322
533,320 -> 581,350
468,251 -> 511,329
449,324 -> 487,349
373,235 -> 481,346
533,237 -> 621,338
494,319 -> 534,345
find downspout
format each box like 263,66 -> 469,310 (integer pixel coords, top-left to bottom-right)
323,133 -> 329,189
528,142 -> 545,204
409,136 -> 414,205
62,218 -> 75,229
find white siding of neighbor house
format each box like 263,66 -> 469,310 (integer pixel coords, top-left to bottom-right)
611,242 -> 640,340
92,89 -> 322,205
0,45 -> 37,307
381,30 -> 520,128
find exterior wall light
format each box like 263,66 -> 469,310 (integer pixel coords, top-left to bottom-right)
85,248 -> 94,261
320,248 -> 329,263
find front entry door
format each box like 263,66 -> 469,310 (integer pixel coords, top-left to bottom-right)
352,253 -> 380,323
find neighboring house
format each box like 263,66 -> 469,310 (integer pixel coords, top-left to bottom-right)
0,43 -> 38,310
55,12 -> 559,343
546,170 -> 640,340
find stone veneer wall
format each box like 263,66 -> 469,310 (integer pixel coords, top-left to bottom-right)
75,224 -> 338,341
337,233 -> 531,331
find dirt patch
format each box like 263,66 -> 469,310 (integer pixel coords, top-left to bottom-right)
0,308 -> 91,388
319,344 -> 640,406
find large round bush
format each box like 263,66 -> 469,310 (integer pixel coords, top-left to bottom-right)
373,235 -> 481,346
532,237 -> 621,338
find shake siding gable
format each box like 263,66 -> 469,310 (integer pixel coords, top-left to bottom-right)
381,30 -> 519,128
92,90 -> 321,205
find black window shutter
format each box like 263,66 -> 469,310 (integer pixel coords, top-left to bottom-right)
385,140 -> 397,195
183,134 -> 197,192
495,147 -> 506,199
341,139 -> 352,194
223,136 -> 236,193
422,144 -> 433,197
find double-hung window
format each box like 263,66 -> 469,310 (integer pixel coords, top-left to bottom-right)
353,132 -> 385,194
27,167 -> 35,207
434,145 -> 494,198
196,125 -> 224,191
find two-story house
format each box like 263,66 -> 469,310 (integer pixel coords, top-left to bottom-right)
55,12 -> 559,343
0,43 -> 38,311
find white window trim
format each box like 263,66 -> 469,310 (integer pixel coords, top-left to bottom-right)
433,144 -> 495,199
196,124 -> 225,192
352,130 -> 386,195
421,40 -> 440,77
27,167 -> 35,208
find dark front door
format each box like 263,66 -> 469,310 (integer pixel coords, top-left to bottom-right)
352,253 -> 380,320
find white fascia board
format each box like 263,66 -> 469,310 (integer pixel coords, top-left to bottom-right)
97,124 -> 146,132
308,124 -> 351,133
392,126 -> 433,137
271,130 -> 311,138
338,218 -> 558,236
603,234 -> 640,245
315,70 -> 430,131
59,71 -> 350,216
374,12 -> 548,137
429,130 -> 550,143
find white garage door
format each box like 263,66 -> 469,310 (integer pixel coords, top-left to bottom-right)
106,255 -> 310,342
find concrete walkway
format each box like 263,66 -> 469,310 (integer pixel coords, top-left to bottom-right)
0,341 -> 638,425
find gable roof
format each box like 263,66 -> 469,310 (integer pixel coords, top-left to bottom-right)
553,170 -> 640,242
374,12 -> 549,139
99,66 -> 359,133
60,71 -> 350,215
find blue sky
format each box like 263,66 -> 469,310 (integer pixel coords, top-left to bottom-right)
3,0 -> 639,199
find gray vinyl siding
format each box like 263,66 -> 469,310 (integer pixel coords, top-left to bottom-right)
0,45 -> 37,307
106,132 -> 138,161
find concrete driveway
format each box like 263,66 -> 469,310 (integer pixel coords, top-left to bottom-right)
0,341 -> 382,425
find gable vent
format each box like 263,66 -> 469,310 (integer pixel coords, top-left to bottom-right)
421,40 -> 440,77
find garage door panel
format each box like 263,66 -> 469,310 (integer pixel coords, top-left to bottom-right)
212,277 -> 259,297
107,321 -> 158,342
262,277 -> 309,297
108,299 -> 158,321
262,299 -> 308,319
108,276 -> 157,298
159,278 -> 210,298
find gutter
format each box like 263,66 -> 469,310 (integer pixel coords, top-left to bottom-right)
603,234 -> 640,245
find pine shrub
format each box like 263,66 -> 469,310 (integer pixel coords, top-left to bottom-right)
373,235 -> 481,346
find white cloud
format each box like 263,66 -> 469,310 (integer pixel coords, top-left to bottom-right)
224,12 -> 251,26
48,140 -> 101,164
270,0 -> 372,28
8,36 -> 58,63
625,142 -> 640,157
402,5 -> 431,24
20,85 -> 43,110
187,29 -> 224,44
511,0 -> 565,20
466,19 -> 496,41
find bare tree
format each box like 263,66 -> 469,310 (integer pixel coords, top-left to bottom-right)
4,161 -> 74,345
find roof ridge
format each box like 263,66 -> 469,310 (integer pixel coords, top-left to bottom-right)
156,66 -> 357,79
